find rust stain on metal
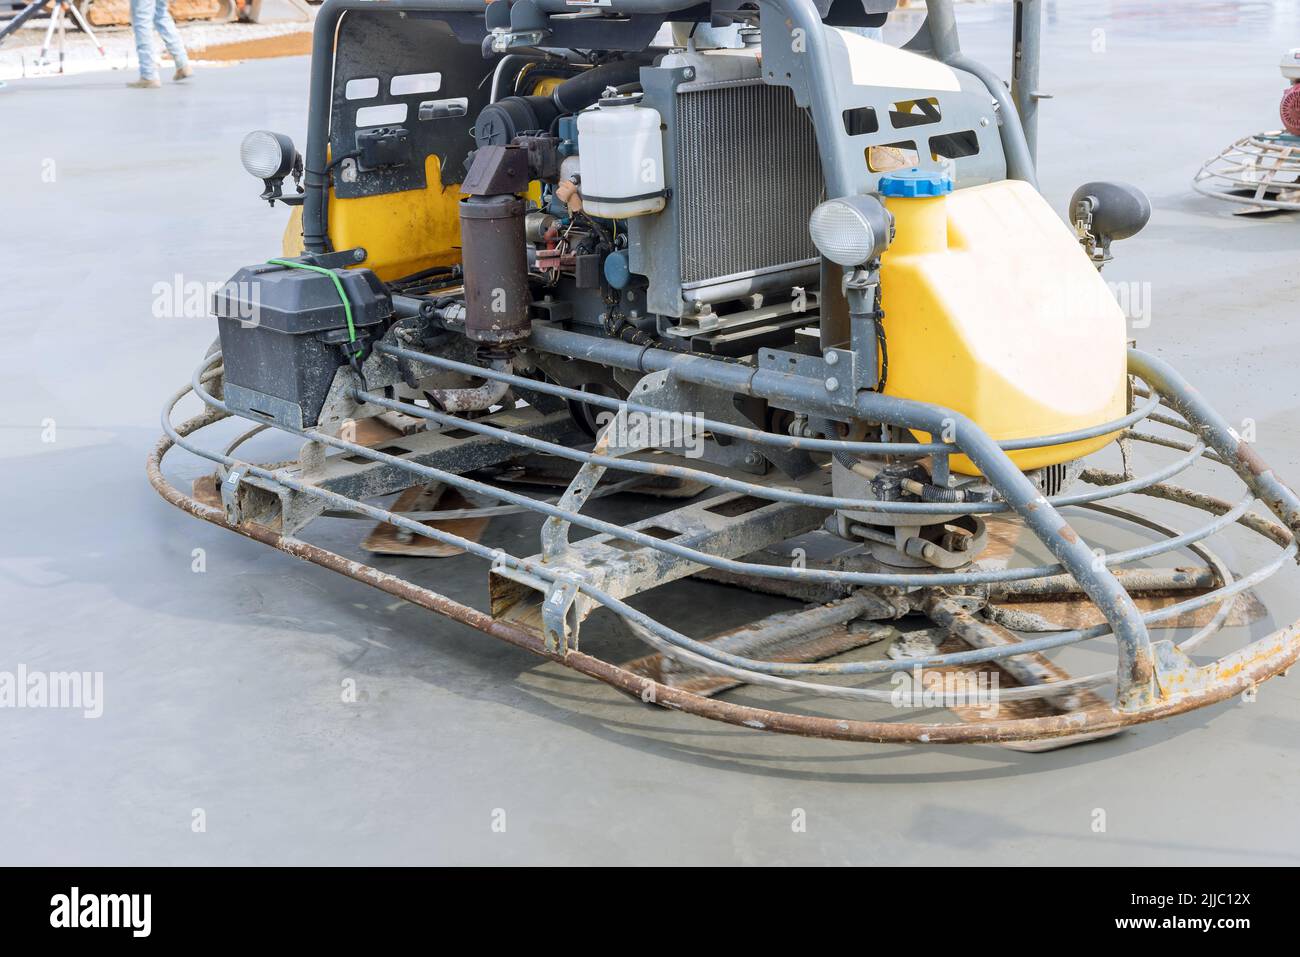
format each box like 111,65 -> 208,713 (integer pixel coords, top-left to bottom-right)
990,592 -> 1264,630
1236,441 -> 1269,477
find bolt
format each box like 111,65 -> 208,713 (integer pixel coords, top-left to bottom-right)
743,451 -> 761,466
353,249 -> 366,262
979,116 -> 990,127
824,351 -> 839,366
825,377 -> 839,392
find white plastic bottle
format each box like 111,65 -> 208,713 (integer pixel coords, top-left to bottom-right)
575,92 -> 666,219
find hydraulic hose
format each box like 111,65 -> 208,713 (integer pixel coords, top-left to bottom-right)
833,451 -> 978,504
550,56 -> 653,113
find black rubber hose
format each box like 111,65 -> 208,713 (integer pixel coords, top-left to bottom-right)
551,56 -> 653,113
919,484 -> 966,503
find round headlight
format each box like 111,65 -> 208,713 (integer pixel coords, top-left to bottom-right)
808,195 -> 892,267
240,130 -> 297,180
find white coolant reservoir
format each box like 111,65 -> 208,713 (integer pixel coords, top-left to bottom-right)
576,92 -> 666,219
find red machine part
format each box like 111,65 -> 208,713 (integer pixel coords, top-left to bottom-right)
1282,82 -> 1300,137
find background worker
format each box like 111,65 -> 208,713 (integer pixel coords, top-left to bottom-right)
128,0 -> 194,89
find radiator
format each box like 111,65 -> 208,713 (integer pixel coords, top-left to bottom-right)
674,82 -> 825,288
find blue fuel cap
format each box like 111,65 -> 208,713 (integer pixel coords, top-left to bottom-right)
877,167 -> 953,197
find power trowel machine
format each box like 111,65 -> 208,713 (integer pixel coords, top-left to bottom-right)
151,0 -> 1300,748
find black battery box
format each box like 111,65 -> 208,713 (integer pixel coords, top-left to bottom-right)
212,262 -> 393,430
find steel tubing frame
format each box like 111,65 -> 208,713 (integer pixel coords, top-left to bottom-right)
148,334 -> 1300,742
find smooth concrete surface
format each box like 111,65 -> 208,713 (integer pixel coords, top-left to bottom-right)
1,0 -> 1298,865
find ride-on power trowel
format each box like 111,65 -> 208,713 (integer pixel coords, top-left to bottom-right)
151,0 -> 1300,749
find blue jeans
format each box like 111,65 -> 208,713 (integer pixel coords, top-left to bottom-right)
132,0 -> 189,81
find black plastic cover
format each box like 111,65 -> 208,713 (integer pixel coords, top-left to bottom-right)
212,264 -> 393,429
212,264 -> 392,335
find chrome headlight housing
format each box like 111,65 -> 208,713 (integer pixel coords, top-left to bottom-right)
808,194 -> 893,267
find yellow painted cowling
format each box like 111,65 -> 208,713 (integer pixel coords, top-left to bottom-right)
281,155 -> 464,281
281,76 -> 568,276
877,174 -> 1127,475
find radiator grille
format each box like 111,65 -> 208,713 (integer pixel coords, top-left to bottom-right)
675,83 -> 825,287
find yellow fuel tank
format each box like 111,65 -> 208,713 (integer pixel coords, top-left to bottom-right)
877,176 -> 1127,475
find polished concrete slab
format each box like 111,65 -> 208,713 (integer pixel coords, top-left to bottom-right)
1,0 -> 1298,865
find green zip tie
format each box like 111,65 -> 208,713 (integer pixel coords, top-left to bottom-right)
266,258 -> 361,357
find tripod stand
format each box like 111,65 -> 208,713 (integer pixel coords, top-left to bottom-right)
0,0 -> 106,73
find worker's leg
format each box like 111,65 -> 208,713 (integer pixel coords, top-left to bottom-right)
130,0 -> 160,80
152,0 -> 191,73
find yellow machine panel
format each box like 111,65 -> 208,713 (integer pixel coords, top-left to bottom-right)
281,155 -> 546,281
328,154 -> 463,281
879,179 -> 1128,475
281,154 -> 463,279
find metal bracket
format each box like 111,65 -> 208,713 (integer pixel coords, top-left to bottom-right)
220,466 -> 246,525
1151,640 -> 1219,701
1071,197 -> 1110,267
758,346 -> 860,410
541,574 -> 583,655
296,247 -> 368,270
